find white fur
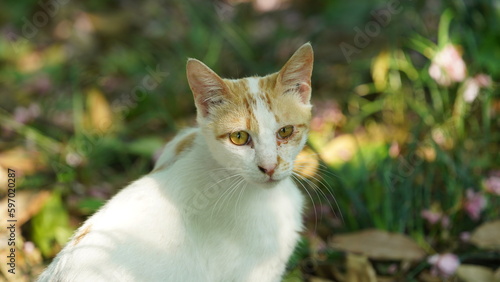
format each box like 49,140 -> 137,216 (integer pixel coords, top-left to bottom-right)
247,77 -> 260,95
153,127 -> 198,170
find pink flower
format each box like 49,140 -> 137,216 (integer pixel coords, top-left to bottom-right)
421,209 -> 442,225
14,103 -> 41,124
66,152 -> 84,167
428,253 -> 460,277
24,241 -> 35,254
254,0 -> 284,12
428,44 -> 467,86
389,142 -> 400,158
311,101 -> 344,132
421,209 -> 450,227
484,176 -> 500,195
460,232 -> 471,242
462,78 -> 480,103
440,216 -> 450,228
464,189 -> 487,221
474,74 -> 492,87
387,263 -> 398,274
462,74 -> 493,103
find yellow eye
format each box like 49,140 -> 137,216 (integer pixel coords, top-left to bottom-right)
277,125 -> 294,139
229,131 -> 250,146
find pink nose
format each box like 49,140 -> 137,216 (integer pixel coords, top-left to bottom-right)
258,164 -> 277,176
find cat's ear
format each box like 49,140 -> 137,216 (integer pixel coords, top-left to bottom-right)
277,43 -> 314,104
186,59 -> 229,117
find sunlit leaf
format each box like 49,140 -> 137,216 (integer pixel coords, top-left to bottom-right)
32,191 -> 73,257
371,50 -> 389,91
345,253 -> 377,282
85,88 -> 114,134
282,268 -> 303,282
329,229 -> 426,261
126,137 -> 165,157
470,220 -> 500,250
320,134 -> 358,166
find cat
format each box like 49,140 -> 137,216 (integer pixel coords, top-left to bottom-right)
37,43 -> 314,282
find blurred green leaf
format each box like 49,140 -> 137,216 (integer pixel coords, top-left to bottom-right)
126,137 -> 164,157
438,9 -> 454,48
32,191 -> 73,257
77,198 -> 106,215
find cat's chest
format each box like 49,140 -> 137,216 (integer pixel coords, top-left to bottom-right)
187,180 -> 304,280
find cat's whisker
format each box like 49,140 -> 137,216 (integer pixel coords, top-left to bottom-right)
292,164 -> 343,214
208,166 -> 245,171
206,167 -> 246,175
234,180 -> 247,214
229,180 -> 248,238
309,174 -> 343,220
292,174 -> 318,232
293,158 -> 333,170
294,172 -> 327,221
293,152 -> 320,159
293,163 -> 340,180
222,177 -> 246,214
295,172 -> 343,223
196,171 -> 241,215
210,175 -> 244,220
212,175 -> 246,217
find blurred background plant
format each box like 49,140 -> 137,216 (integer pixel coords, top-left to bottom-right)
0,0 -> 499,281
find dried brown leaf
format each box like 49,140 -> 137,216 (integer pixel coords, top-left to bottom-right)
470,220 -> 500,250
417,270 -> 443,282
494,268 -> 500,281
0,147 -> 45,174
329,229 -> 426,261
457,264 -> 496,282
309,277 -> 334,282
0,190 -> 51,227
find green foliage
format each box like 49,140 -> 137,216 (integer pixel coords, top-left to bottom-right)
77,197 -> 105,215
32,191 -> 74,257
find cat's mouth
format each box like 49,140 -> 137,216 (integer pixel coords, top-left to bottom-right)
245,171 -> 289,187
266,178 -> 278,183
258,174 -> 285,187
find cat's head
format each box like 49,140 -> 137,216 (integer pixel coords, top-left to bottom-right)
187,43 -> 313,187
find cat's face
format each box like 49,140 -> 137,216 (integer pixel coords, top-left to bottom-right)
187,44 -> 313,187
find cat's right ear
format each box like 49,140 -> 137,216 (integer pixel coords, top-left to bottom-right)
186,59 -> 229,117
277,43 -> 314,105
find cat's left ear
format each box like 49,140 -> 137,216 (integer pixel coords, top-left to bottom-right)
277,43 -> 314,104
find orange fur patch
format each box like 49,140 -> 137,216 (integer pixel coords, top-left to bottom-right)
207,72 -> 310,142
174,132 -> 196,156
73,224 -> 92,246
277,155 -> 283,166
151,162 -> 170,174
151,132 -> 197,174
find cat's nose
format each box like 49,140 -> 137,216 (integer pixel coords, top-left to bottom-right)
258,164 -> 277,177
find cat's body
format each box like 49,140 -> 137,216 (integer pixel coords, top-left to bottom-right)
38,43 -> 314,282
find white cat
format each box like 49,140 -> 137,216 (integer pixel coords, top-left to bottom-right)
37,43 -> 314,282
